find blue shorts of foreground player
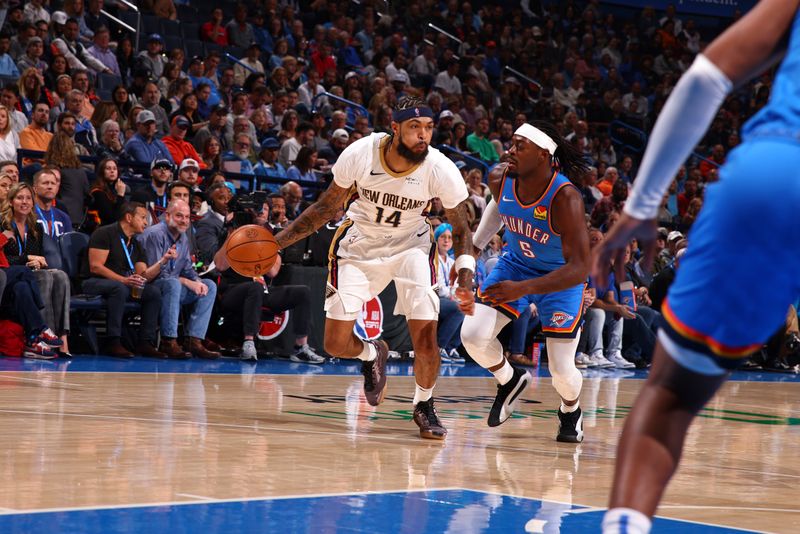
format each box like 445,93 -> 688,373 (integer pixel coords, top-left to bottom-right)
662,138 -> 800,368
477,253 -> 584,339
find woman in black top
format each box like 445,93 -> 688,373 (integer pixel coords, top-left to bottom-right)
2,183 -> 72,355
86,158 -> 128,230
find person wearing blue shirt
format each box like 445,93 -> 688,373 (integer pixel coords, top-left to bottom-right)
137,199 -> 220,360
286,146 -> 319,183
124,110 -> 174,165
253,138 -> 287,193
0,35 -> 20,78
221,133 -> 255,175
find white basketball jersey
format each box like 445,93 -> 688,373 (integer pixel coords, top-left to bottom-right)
332,133 -> 468,239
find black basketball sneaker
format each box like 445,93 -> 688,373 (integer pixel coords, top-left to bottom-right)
361,340 -> 389,406
488,366 -> 532,427
413,398 -> 447,440
556,406 -> 584,443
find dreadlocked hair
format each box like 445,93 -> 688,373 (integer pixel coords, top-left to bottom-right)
395,95 -> 428,111
530,120 -> 591,182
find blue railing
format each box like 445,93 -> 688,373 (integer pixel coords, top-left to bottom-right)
311,92 -> 371,127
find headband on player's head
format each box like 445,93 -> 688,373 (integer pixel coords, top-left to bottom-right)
515,123 -> 557,156
392,106 -> 434,123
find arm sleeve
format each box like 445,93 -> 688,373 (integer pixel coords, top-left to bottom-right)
472,198 -> 503,250
624,54 -> 732,220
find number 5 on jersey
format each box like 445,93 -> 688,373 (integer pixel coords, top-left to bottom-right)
519,241 -> 536,258
375,207 -> 402,227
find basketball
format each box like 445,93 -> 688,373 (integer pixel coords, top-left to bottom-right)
225,224 -> 279,277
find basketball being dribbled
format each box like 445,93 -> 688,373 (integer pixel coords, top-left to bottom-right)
225,225 -> 279,277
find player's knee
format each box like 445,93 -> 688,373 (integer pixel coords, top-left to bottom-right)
323,330 -> 351,356
460,314 -> 493,351
547,336 -> 583,400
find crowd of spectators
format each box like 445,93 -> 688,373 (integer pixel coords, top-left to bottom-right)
0,0 -> 791,368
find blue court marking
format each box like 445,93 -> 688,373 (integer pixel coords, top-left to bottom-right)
0,356 -> 797,382
0,489 -> 753,533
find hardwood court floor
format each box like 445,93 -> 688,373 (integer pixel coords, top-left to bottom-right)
0,358 -> 797,532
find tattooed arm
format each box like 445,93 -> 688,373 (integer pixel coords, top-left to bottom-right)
444,199 -> 475,315
274,182 -> 351,249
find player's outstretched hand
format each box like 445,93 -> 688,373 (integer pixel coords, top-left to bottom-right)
454,286 -> 475,315
482,280 -> 526,306
591,213 -> 658,290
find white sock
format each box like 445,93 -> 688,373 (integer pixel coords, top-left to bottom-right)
492,360 -> 514,385
602,507 -> 652,534
356,340 -> 377,361
560,401 -> 579,413
413,383 -> 433,405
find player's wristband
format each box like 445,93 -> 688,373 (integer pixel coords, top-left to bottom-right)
454,254 -> 476,273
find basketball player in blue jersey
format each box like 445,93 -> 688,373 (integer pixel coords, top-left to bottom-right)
461,121 -> 591,442
591,2 -> 800,532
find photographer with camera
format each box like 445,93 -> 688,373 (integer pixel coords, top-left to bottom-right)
195,183 -> 324,363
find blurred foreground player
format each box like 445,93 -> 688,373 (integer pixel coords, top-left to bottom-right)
274,96 -> 476,439
593,2 -> 800,532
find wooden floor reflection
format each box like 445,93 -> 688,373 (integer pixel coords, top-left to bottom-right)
0,370 -> 797,532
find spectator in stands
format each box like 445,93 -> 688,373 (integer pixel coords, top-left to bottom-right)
580,166 -> 603,215
699,143 -> 726,179
649,247 -> 687,312
621,81 -> 648,123
280,181 -> 309,220
0,162 -> 18,184
0,85 -> 27,134
434,223 -> 465,362
0,106 -> 19,166
19,102 -> 52,160
435,59 -> 462,97
226,4 -> 255,49
140,81 -> 169,137
201,137 -> 222,172
0,34 -> 20,78
596,166 -> 620,196
2,182 -> 72,356
132,158 -> 173,224
192,103 -> 228,154
266,193 -> 289,230
287,147 -> 318,182
52,17 -> 111,74
618,155 -> 634,183
311,40 -> 337,77
162,115 -> 206,168
124,110 -> 174,165
591,179 -> 628,230
253,138 -> 287,188
87,25 -> 119,77
94,119 -> 128,160
82,202 -> 168,358
33,168 -> 73,238
23,0 -> 49,25
297,68 -> 325,110
677,177 -> 699,216
16,37 -> 47,75
279,121 -> 315,168
209,197 -> 324,363
65,89 -> 97,150
681,197 -> 703,232
87,157 -> 127,229
138,199 -> 220,360
43,131 -> 90,223
153,0 -> 177,21
234,44 -> 265,87
222,133 -> 255,175
200,8 -> 228,45
318,129 -> 348,165
176,159 -> 201,191
136,34 -> 166,80
466,117 -> 499,164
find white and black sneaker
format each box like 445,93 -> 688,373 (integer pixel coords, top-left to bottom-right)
290,344 -> 325,364
488,366 -> 532,427
556,406 -> 584,443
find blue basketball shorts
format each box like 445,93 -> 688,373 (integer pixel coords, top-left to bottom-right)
477,254 -> 584,339
662,138 -> 800,368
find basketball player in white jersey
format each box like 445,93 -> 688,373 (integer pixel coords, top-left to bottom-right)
274,96 -> 475,439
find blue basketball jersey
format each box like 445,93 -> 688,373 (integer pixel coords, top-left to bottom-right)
497,170 -> 575,272
742,8 -> 800,140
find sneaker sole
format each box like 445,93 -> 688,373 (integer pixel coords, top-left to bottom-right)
488,371 -> 532,427
556,434 -> 584,443
419,428 -> 447,440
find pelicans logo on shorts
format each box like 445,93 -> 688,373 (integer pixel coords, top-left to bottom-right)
533,205 -> 548,220
550,311 -> 574,328
354,298 -> 384,340
258,311 -> 290,340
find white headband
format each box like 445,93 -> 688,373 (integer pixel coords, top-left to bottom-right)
515,124 -> 557,155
